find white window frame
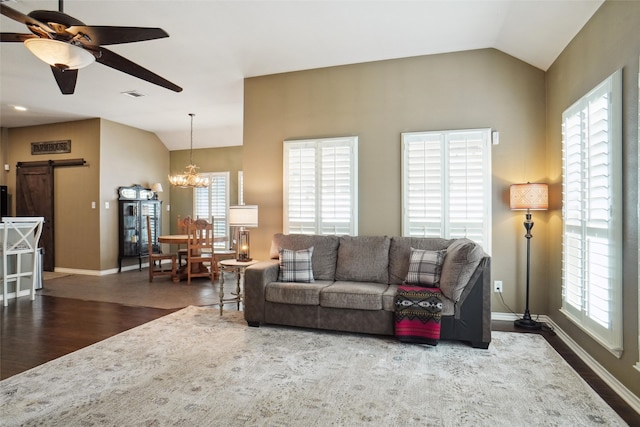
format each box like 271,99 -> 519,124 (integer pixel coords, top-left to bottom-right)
401,128 -> 492,253
283,136 -> 358,235
561,69 -> 623,357
193,171 -> 230,249
238,171 -> 244,205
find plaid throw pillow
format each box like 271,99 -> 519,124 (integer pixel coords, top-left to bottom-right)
404,248 -> 447,287
278,247 -> 315,283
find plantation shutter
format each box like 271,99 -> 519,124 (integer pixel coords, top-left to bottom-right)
447,131 -> 488,246
402,129 -> 491,253
561,70 -> 622,354
403,132 -> 443,236
320,141 -> 355,235
284,137 -> 358,235
193,172 -> 229,249
284,142 -> 316,234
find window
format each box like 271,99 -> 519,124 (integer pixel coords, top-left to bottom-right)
401,129 -> 492,253
561,70 -> 622,356
193,172 -> 229,249
283,136 -> 358,235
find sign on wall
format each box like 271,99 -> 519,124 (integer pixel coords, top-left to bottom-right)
31,140 -> 71,155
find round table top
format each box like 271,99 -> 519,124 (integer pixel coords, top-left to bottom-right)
157,234 -> 189,244
219,259 -> 259,267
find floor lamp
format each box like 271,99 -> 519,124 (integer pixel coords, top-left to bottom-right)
510,182 -> 548,330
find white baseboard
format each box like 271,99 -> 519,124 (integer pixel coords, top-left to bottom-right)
53,263 -> 149,276
492,311 -> 640,415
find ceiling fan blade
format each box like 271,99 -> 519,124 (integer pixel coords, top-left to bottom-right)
88,46 -> 182,92
1,33 -> 36,43
67,26 -> 169,46
50,66 -> 78,95
1,4 -> 54,33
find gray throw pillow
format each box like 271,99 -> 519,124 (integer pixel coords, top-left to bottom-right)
278,247 -> 315,283
404,248 -> 447,287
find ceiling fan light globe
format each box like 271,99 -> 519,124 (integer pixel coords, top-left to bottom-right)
24,38 -> 95,70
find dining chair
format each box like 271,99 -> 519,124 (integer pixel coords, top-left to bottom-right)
146,215 -> 177,282
186,218 -> 215,285
2,217 -> 44,306
176,215 -> 191,266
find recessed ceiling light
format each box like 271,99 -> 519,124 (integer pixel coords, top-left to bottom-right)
121,90 -> 145,98
13,105 -> 27,111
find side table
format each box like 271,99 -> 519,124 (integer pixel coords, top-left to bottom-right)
218,259 -> 259,316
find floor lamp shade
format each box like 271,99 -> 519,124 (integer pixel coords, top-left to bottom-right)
510,183 -> 548,210
229,205 -> 258,261
510,182 -> 548,330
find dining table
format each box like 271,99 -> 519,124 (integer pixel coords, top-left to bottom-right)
157,234 -> 233,282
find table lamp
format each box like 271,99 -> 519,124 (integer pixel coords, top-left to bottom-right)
151,183 -> 163,200
510,182 -> 548,330
229,205 -> 258,261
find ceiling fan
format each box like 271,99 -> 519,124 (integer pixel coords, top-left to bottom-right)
0,0 -> 182,94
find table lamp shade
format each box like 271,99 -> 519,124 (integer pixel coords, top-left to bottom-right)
510,183 -> 548,210
229,205 -> 258,227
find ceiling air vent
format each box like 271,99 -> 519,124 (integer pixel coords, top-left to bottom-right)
121,90 -> 145,98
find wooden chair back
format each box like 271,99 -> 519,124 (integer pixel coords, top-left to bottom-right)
186,219 -> 215,284
175,215 -> 192,265
177,215 -> 191,235
146,215 -> 176,282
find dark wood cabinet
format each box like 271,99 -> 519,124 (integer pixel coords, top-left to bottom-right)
118,185 -> 162,272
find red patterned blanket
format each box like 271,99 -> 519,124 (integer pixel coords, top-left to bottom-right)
394,285 -> 443,346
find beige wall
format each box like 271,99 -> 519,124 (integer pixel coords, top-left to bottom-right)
546,0 -> 640,396
4,118 -> 170,272
168,145 -> 243,233
244,48 -> 548,315
5,119 -> 101,270
100,119 -> 171,271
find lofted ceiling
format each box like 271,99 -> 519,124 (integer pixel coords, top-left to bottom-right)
0,0 -> 603,150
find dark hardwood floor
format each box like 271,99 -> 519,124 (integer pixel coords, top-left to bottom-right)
2,291 -> 639,425
1,295 -> 176,379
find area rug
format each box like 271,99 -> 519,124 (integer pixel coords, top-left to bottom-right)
0,306 -> 626,426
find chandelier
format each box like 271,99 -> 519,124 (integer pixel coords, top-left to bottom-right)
168,113 -> 209,188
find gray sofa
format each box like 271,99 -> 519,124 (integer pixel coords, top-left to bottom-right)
244,234 -> 491,348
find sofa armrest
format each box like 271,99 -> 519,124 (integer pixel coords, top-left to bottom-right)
452,256 -> 491,347
244,260 -> 280,325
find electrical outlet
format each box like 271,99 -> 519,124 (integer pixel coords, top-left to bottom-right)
494,280 -> 503,293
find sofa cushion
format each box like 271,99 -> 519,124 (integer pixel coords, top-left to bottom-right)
439,238 -> 484,302
278,247 -> 314,283
265,281 -> 333,306
404,248 -> 446,287
320,281 -> 388,311
335,236 -> 390,284
270,234 -> 339,281
388,237 -> 451,285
